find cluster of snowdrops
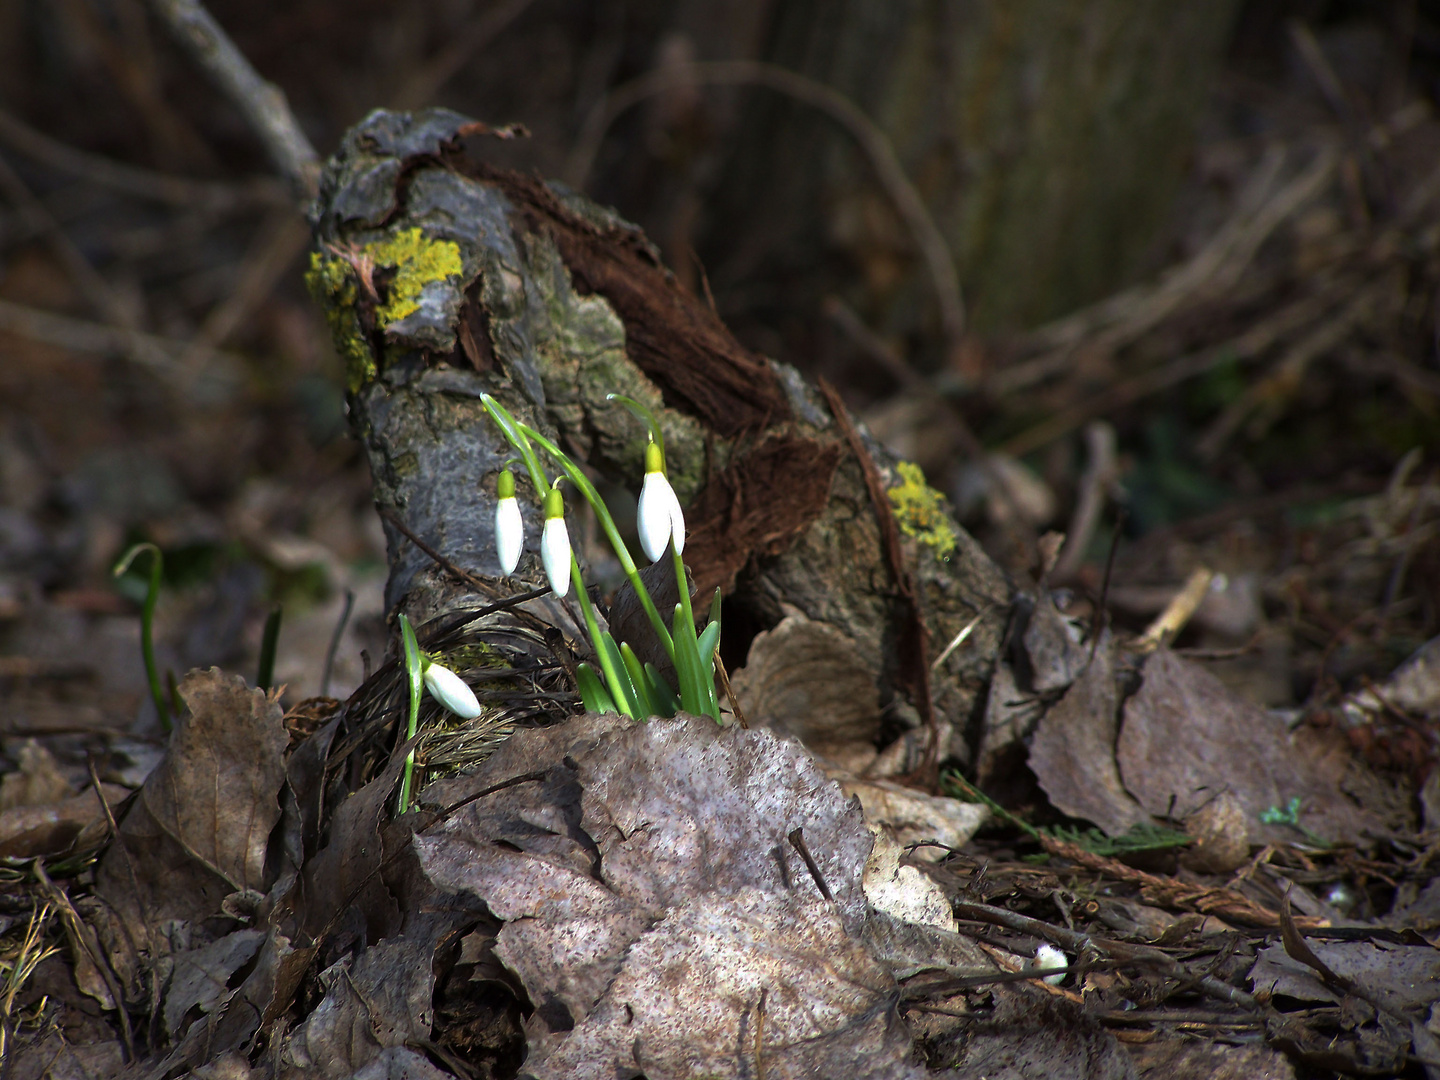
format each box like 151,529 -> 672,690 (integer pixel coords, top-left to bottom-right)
395,394 -> 722,808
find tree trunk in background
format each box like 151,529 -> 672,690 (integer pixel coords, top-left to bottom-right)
704,0 -> 1244,338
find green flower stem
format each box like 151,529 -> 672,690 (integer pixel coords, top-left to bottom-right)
672,545 -> 717,719
112,542 -> 170,734
516,423 -> 675,662
479,395 -> 551,508
605,392 -> 665,463
569,551 -> 636,715
397,614 -> 425,814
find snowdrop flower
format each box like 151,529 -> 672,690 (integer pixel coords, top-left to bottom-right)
422,660 -> 482,719
494,467 -> 523,575
1032,943 -> 1068,986
636,440 -> 685,563
540,483 -> 572,597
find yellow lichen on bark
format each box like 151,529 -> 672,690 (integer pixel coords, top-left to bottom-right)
888,460 -> 957,559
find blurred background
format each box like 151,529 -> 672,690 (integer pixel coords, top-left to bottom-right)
0,0 -> 1436,772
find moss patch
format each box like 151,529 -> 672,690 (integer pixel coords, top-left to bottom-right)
888,461 -> 957,559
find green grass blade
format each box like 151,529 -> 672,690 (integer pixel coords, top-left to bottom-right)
576,663 -> 617,713
696,621 -> 720,673
644,662 -> 681,715
619,641 -> 661,719
397,614 -> 425,813
256,605 -> 282,690
112,542 -> 170,733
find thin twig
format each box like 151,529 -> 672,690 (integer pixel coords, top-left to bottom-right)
144,0 -> 320,199
786,827 -> 833,901
32,862 -> 135,1060
568,59 -> 964,350
321,588 -> 356,699
0,107 -> 284,208
378,506 -> 492,594
1052,422 -> 1118,581
0,152 -> 135,329
952,898 -> 1258,1010
819,380 -> 938,786
392,0 -> 539,109
0,298 -> 244,390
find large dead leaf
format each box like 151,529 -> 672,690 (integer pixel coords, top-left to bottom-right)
536,890 -> 915,1080
1028,636 -> 1151,837
1117,649 -> 1376,844
416,714 -> 920,1079
142,668 -> 288,892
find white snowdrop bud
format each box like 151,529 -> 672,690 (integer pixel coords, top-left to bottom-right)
494,468 -> 523,575
636,440 -> 685,562
1032,943 -> 1068,986
422,661 -> 482,719
540,485 -> 572,597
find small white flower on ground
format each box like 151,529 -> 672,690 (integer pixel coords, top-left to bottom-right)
1032,943 -> 1068,986
540,484 -> 572,597
494,467 -> 523,575
423,662 -> 482,719
636,440 -> 685,562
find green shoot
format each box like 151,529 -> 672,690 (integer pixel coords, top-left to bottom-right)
112,542 -> 171,734
397,614 -> 425,814
257,605 -> 282,690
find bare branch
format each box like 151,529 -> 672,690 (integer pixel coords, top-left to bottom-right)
567,58 -> 966,350
145,0 -> 320,201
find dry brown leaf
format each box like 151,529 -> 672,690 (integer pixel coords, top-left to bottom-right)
730,610 -> 883,773
837,777 -> 988,859
1117,649 -> 1377,844
142,668 -> 288,892
417,714 -> 921,1079
0,739 -> 75,810
278,937 -> 435,1080
1028,636 -> 1151,838
162,929 -> 267,1042
535,890 -> 917,1080
0,783 -> 128,859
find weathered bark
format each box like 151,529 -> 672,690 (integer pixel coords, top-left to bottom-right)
307,109 -> 1011,769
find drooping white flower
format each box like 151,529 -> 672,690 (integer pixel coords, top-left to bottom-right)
635,440 -> 685,562
540,484 -> 572,597
494,467 -> 523,575
1032,943 -> 1068,986
422,660 -> 482,719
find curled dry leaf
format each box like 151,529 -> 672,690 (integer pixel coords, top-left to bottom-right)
730,609 -> 883,773
1028,634 -> 1152,839
837,777 -> 988,861
415,714 -> 922,1079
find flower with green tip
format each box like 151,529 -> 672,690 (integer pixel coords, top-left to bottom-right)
636,440 -> 684,563
422,660 -> 482,719
540,483 -> 572,597
494,467 -> 523,575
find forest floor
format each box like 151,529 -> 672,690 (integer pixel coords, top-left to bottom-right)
1,4 -> 1439,1079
